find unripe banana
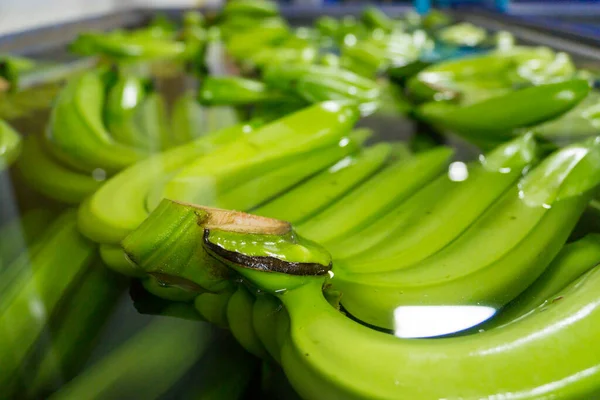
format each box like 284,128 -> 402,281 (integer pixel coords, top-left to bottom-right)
17,135 -> 102,204
46,71 -> 148,174
218,130 -> 373,211
194,291 -> 232,328
483,232 -> 600,330
336,137 -> 600,329
227,285 -> 269,359
334,133 -> 538,264
0,210 -> 96,390
155,102 -> 359,209
296,146 -> 453,243
253,141 -> 395,224
252,293 -> 284,363
0,119 -> 21,170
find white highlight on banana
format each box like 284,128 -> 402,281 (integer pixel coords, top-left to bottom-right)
394,305 -> 496,338
344,34 -> 357,47
475,301 -> 597,356
122,83 -> 140,109
448,161 -> 469,182
485,365 -> 600,400
329,156 -> 353,173
92,168 -> 107,182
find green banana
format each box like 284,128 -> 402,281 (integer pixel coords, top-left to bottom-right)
142,275 -> 199,302
217,130 -> 371,211
361,7 -> 394,32
416,79 -> 590,142
132,92 -> 172,150
482,233 -> 600,330
252,293 -> 285,363
533,90 -> 600,144
408,46 -> 577,103
170,92 -> 207,145
263,64 -> 380,107
17,135 -> 103,204
335,137 -> 600,329
296,146 -> 453,244
332,134 -> 538,263
24,260 -> 127,398
222,0 -> 279,18
0,119 -> 22,170
227,285 -> 269,359
198,76 -> 285,106
104,74 -> 152,149
0,210 -> 96,390
194,291 -> 232,328
437,22 -> 487,47
71,32 -> 195,61
225,19 -> 290,60
153,102 -> 359,209
130,279 -> 204,321
46,71 -> 148,173
252,142 -> 395,224
50,318 -> 216,400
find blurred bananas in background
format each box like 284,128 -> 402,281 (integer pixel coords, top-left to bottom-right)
3,1 -> 600,399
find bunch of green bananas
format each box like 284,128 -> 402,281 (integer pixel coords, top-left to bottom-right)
119,133 -> 600,398
106,107 -> 600,399
398,45 -> 600,148
70,13 -> 205,65
15,68 -> 237,204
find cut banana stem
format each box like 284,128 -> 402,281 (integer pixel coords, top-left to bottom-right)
296,146 -> 453,243
336,134 -> 538,264
122,200 -> 235,291
335,138 -> 600,329
253,142 -> 393,224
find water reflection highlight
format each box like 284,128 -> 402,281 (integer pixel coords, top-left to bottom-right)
394,305 -> 496,338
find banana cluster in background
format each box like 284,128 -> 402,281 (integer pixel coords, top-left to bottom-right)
2,1 -> 600,399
